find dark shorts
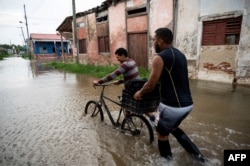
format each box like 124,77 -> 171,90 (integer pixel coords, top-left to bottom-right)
156,103 -> 193,136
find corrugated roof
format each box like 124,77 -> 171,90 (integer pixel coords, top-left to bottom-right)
30,33 -> 66,41
56,0 -> 115,32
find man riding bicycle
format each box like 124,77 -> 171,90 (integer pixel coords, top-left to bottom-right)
93,47 -> 140,86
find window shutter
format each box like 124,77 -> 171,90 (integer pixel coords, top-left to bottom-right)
202,16 -> 242,45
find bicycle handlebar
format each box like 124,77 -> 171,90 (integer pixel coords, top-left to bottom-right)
93,81 -> 117,88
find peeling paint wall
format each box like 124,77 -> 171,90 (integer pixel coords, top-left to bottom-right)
86,13 -> 99,65
70,0 -> 250,85
175,0 -> 199,59
74,0 -> 174,69
127,15 -> 147,32
198,45 -> 237,83
127,0 -> 146,7
108,2 -> 127,65
236,0 -> 250,85
176,0 -> 250,85
76,16 -> 87,64
199,0 -> 249,84
200,45 -> 237,71
148,0 -> 173,68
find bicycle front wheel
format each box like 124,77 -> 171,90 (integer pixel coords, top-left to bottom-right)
84,100 -> 104,122
121,114 -> 154,144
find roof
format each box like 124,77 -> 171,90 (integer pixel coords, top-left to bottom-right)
30,33 -> 67,41
56,16 -> 73,32
56,0 -> 115,32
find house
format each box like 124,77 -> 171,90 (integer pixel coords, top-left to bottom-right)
56,0 -> 250,85
29,33 -> 72,60
174,0 -> 250,85
57,0 -> 174,68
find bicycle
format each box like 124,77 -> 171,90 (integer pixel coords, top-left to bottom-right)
82,82 -> 154,144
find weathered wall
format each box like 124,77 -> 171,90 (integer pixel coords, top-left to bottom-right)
198,45 -> 237,83
126,0 -> 146,7
148,0 -> 173,68
235,0 -> 250,85
200,45 -> 238,71
70,0 -> 250,85
127,15 -> 147,32
198,0 -> 249,84
200,0 -> 245,15
175,0 -> 200,59
76,16 -> 87,64
108,2 -> 127,65
86,13 -> 99,65
175,0 -> 250,84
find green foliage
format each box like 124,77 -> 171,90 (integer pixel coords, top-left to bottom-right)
0,49 -> 8,60
46,62 -> 118,78
21,53 -> 29,59
138,67 -> 150,78
0,44 -> 12,49
0,44 -> 26,60
46,61 -> 150,79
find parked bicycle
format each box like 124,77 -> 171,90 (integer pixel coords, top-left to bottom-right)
82,82 -> 155,144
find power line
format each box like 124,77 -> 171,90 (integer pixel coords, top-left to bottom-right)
0,13 -> 63,21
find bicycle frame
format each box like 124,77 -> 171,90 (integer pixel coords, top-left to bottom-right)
85,83 -> 155,143
96,84 -> 124,126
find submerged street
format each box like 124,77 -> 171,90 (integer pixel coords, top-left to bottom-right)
0,57 -> 250,166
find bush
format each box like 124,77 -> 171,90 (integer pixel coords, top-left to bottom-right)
0,50 -> 9,60
46,61 -> 150,78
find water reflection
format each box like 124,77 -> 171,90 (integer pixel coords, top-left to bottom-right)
0,57 -> 249,166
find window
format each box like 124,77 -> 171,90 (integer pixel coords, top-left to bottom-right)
127,7 -> 147,16
202,16 -> 242,45
96,10 -> 108,23
78,39 -> 86,54
96,15 -> 110,53
127,6 -> 147,17
77,22 -> 85,28
39,47 -> 47,54
96,15 -> 108,23
98,36 -> 110,53
96,11 -> 109,53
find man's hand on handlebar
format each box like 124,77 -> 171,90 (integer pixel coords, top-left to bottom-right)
93,80 -> 123,86
93,80 -> 99,86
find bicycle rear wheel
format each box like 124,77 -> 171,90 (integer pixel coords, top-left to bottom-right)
121,114 -> 154,144
84,100 -> 104,122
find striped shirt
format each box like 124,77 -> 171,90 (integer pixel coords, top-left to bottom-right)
98,59 -> 140,84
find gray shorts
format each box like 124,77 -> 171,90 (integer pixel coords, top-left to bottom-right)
156,102 -> 193,136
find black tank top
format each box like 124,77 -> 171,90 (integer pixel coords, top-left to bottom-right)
158,47 -> 193,107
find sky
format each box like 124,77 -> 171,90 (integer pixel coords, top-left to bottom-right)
0,0 -> 104,45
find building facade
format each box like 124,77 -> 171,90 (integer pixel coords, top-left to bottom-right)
175,0 -> 250,85
30,33 -> 72,60
56,0 -> 250,85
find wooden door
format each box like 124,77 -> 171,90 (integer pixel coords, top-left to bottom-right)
128,32 -> 148,69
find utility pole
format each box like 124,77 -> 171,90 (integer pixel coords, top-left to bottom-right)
23,4 -> 30,59
17,27 -> 26,46
72,0 -> 79,63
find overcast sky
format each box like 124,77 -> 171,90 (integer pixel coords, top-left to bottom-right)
0,0 -> 104,45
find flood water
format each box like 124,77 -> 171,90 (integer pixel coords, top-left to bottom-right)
0,57 -> 249,166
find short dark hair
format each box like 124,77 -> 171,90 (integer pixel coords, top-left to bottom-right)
115,47 -> 128,57
155,27 -> 173,44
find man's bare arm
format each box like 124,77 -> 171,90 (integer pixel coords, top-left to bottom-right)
134,55 -> 163,100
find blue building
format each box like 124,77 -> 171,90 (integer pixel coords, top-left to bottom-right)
30,33 -> 72,60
